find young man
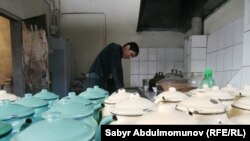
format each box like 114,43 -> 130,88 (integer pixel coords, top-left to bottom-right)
83,42 -> 139,94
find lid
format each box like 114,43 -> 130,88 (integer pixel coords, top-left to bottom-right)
104,89 -> 131,104
155,87 -> 188,102
204,86 -> 235,100
63,92 -> 92,106
34,89 -> 59,100
92,86 -> 109,95
0,100 -> 34,120
43,99 -> 93,119
79,88 -> 107,100
11,112 -> 95,141
0,90 -> 18,101
110,94 -> 156,116
238,85 -> 250,96
176,93 -> 226,114
232,96 -> 250,110
135,108 -> 199,125
220,84 -> 239,95
229,114 -> 250,124
15,93 -> 48,108
0,121 -> 12,137
187,85 -> 210,96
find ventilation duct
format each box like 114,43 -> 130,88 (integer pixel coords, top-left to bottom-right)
191,17 -> 202,35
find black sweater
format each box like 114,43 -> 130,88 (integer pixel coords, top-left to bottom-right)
89,43 -> 124,89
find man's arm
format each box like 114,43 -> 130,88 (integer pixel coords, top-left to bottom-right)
110,46 -> 124,90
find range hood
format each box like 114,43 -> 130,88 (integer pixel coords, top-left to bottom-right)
137,0 -> 229,32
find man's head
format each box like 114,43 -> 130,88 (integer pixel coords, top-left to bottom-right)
122,42 -> 139,59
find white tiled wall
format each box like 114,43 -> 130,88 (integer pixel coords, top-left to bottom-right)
206,16 -> 244,87
184,35 -> 207,74
241,0 -> 250,87
130,47 -> 184,87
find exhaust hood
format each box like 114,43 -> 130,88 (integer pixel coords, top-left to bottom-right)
137,0 -> 229,32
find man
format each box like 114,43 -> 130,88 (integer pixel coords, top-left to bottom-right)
83,42 -> 139,94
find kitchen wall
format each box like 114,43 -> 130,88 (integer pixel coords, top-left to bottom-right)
241,0 -> 250,87
5,0 -> 248,89
0,0 -> 185,88
206,16 -> 244,88
202,0 -> 248,88
130,47 -> 184,87
58,0 -> 185,87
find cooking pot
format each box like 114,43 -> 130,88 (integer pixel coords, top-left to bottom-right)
155,70 -> 191,93
0,100 -> 34,137
34,89 -> 59,107
236,85 -> 250,98
79,87 -> 108,122
11,112 -> 95,141
100,94 -> 156,125
220,84 -> 239,96
61,92 -> 102,123
0,90 -> 19,102
0,121 -> 12,141
204,86 -> 235,111
92,85 -> 109,95
102,88 -> 132,118
227,96 -> 250,118
186,84 -> 210,96
42,98 -> 97,130
134,106 -> 199,125
148,72 -> 165,92
175,93 -> 229,124
14,93 -> 49,122
154,87 -> 188,110
62,92 -> 92,106
79,87 -> 108,105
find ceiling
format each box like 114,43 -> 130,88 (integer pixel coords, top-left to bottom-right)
137,0 -> 229,33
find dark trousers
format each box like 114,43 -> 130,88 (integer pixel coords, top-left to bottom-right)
106,79 -> 116,94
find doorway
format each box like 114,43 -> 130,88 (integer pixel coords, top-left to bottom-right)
0,10 -> 24,97
0,16 -> 13,93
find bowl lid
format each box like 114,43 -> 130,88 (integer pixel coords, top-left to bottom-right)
79,88 -> 107,100
11,112 -> 95,141
15,93 -> 48,108
43,99 -> 93,119
34,89 -> 59,100
135,108 -> 199,125
187,85 -> 210,96
220,84 -> 239,95
176,93 -> 226,114
63,92 -> 92,106
92,85 -> 109,95
0,100 -> 34,120
238,85 -> 250,96
155,87 -> 188,102
0,120 -> 12,137
232,96 -> 250,110
0,90 -> 18,101
104,89 -> 131,104
205,86 -> 235,100
110,94 -> 156,116
229,114 -> 250,124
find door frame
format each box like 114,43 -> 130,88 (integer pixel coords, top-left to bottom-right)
0,8 -> 25,97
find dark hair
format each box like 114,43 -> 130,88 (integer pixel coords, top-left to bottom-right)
123,42 -> 139,57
